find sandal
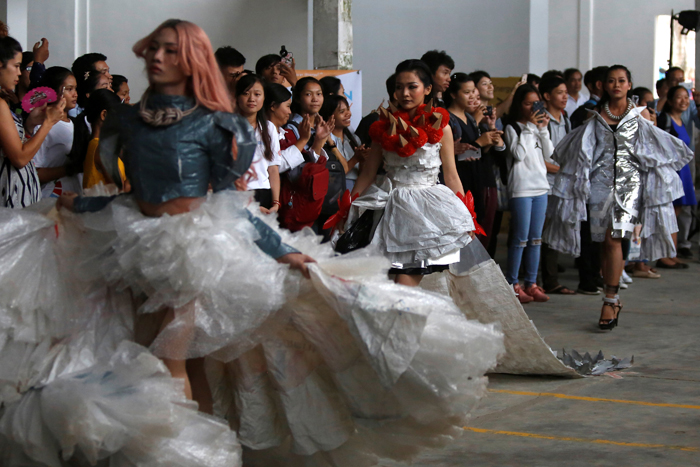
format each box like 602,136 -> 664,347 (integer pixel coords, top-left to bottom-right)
599,296 -> 622,330
546,285 -> 577,295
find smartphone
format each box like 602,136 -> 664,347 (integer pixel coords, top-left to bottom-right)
532,100 -> 545,115
483,105 -> 493,117
521,73 -> 528,83
631,95 -> 639,106
279,45 -> 293,66
646,101 -> 656,112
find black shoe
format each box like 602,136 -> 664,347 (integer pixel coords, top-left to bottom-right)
576,287 -> 601,295
678,248 -> 694,260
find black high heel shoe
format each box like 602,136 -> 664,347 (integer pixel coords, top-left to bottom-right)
599,295 -> 622,330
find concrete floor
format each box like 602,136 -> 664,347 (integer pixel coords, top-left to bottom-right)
383,248 -> 700,466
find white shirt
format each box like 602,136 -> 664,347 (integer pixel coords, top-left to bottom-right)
247,120 -> 281,190
33,120 -> 82,198
564,92 -> 589,117
331,131 -> 361,181
275,126 -> 305,173
503,122 -> 552,198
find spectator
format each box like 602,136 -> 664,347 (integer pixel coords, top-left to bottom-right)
256,53 -> 297,87
655,78 -> 668,108
71,52 -> 111,117
215,46 -> 246,87
445,72 -> 504,249
570,66 -> 608,128
632,86 -> 656,124
16,51 -> 33,102
503,84 -> 552,304
320,76 -> 345,97
420,50 -> 454,106
263,82 -> 310,173
472,70 -> 522,120
111,74 -> 130,104
539,75 -> 575,295
564,67 -> 587,116
320,93 -> 368,190
28,38 -> 49,88
355,73 -> 396,146
31,66 -> 81,198
82,88 -> 126,189
235,74 -> 281,214
0,35 -> 64,208
527,73 -> 541,89
540,69 -> 564,81
655,85 -> 696,269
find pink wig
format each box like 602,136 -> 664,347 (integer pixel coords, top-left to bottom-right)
133,19 -> 232,113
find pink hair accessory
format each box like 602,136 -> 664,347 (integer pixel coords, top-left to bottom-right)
21,87 -> 57,113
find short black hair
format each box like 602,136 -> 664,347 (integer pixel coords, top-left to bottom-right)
631,87 -> 653,103
215,46 -> 246,68
420,50 -> 454,75
71,53 -> 107,78
563,68 -> 582,81
541,69 -> 564,81
583,66 -> 608,88
656,78 -> 667,91
21,51 -> 33,69
666,66 -> 684,77
111,74 -> 128,92
539,75 -> 566,98
255,54 -> 281,76
526,74 -> 540,86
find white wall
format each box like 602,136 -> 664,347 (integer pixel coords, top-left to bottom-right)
548,0 -> 695,90
353,0 -> 531,111
26,0 -> 308,98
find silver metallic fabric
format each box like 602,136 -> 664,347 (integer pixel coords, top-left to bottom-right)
544,107 -> 693,260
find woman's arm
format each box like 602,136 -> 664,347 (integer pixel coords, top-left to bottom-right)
37,166 -> 67,184
351,141 -> 383,197
0,99 -> 64,169
266,164 -> 280,213
439,125 -> 465,195
327,145 -> 349,173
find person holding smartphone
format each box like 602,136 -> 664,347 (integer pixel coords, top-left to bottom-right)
503,84 -> 552,304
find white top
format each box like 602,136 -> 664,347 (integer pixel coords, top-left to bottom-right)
331,131 -> 361,180
33,120 -> 82,198
565,92 -> 589,117
247,120 -> 281,190
503,122 -> 552,198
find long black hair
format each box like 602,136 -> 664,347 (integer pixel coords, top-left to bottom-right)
506,84 -> 540,125
0,36 -> 22,102
263,82 -> 292,114
36,66 -> 74,99
236,74 -> 273,161
319,94 -> 358,150
598,65 -> 632,108
444,72 -> 474,108
320,76 -> 343,96
395,59 -> 434,103
291,76 -> 322,115
662,85 -> 688,114
85,88 -> 121,126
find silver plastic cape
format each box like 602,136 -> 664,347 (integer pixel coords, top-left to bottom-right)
543,107 -> 693,260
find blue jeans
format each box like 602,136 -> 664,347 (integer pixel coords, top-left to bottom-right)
506,194 -> 548,286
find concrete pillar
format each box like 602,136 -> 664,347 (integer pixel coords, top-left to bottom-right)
313,0 -> 352,70
0,0 -> 28,50
528,0 -> 549,74
577,0 -> 593,71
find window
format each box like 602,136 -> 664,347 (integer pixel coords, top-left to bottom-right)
654,14 -> 695,95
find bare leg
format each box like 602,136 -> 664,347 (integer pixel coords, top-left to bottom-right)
187,358 -> 213,414
395,274 -> 423,287
159,307 -> 193,399
600,229 -> 623,322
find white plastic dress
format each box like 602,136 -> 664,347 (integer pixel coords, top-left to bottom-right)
0,188 -> 505,466
349,143 -> 474,270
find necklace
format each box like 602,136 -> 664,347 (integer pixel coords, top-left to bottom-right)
604,98 -> 634,121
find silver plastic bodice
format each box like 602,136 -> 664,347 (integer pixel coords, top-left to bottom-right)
383,143 -> 442,188
591,115 -> 643,234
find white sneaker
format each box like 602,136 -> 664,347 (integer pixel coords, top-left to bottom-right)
619,276 -> 628,289
621,270 -> 633,284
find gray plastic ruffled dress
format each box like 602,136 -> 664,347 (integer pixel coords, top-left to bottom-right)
544,107 -> 693,260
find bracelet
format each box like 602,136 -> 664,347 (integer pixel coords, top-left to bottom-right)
272,200 -> 281,207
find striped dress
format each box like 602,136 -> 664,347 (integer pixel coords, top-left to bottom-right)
0,112 -> 40,208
